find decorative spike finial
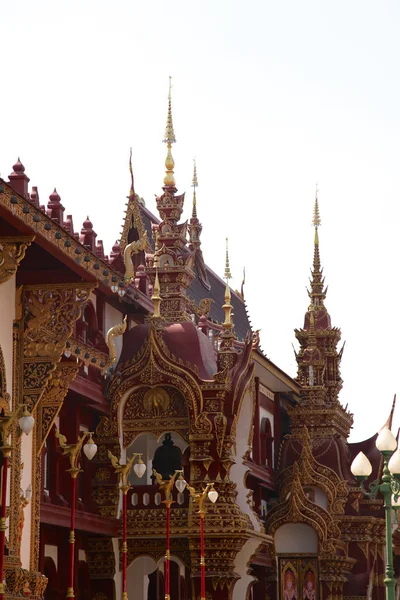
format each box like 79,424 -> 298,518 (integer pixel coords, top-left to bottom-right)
312,184 -> 321,227
129,147 -> 134,197
192,159 -> 198,218
222,238 -> 234,332
313,184 -> 321,246
163,77 -> 176,188
224,237 -> 232,282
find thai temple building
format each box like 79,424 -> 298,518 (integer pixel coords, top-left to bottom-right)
0,83 -> 396,600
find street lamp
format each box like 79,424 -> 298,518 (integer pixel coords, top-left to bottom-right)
186,482 -> 219,600
108,450 -> 146,600
55,430 -> 97,598
0,404 -> 34,600
153,469 -> 185,600
351,426 -> 400,600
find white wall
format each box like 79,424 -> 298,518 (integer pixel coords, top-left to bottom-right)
0,276 -> 15,394
274,523 -> 318,554
126,555 -> 157,600
230,388 -> 261,533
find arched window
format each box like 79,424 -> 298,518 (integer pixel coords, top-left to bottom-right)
260,418 -> 274,468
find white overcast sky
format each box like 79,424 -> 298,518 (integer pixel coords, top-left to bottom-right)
2,0 -> 400,442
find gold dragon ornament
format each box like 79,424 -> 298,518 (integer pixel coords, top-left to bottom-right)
106,316 -> 128,365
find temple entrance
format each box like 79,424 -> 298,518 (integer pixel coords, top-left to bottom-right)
278,557 -> 319,599
275,523 -> 319,600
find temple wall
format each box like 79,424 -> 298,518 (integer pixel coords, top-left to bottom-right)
126,555 -> 157,600
0,275 -> 15,392
230,387 -> 261,532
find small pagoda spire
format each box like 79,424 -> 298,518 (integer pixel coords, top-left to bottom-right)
192,159 -> 198,218
222,238 -> 234,331
224,237 -> 232,281
309,186 -> 326,308
162,76 -> 176,188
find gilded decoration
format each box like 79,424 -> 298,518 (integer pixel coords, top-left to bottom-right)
279,427 -> 348,516
108,322 -> 204,436
35,361 -> 79,454
19,284 -> 94,573
0,236 -> 34,284
123,385 -> 189,447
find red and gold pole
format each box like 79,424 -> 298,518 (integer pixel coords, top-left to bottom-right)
108,451 -> 146,600
165,498 -> 172,600
187,483 -> 218,600
153,470 -> 184,600
199,510 -> 206,600
56,430 -> 97,599
66,470 -> 78,598
121,484 -> 129,600
0,451 -> 10,600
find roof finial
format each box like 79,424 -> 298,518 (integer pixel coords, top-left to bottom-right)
224,237 -> 232,282
192,159 -> 198,218
313,183 -> 321,245
222,238 -> 234,331
129,147 -> 135,197
163,76 -> 176,188
308,186 -> 326,308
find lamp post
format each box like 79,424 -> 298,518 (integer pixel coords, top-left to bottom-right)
55,430 -> 98,598
0,404 -> 34,600
185,482 -> 218,600
153,469 -> 186,600
351,426 -> 400,600
108,450 -> 146,600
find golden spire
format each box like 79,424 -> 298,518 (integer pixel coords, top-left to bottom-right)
224,237 -> 232,281
312,183 -> 321,245
222,238 -> 233,331
163,76 -> 176,188
192,159 -> 198,218
309,186 -> 326,308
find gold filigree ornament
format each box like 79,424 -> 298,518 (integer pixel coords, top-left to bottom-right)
0,236 -> 34,284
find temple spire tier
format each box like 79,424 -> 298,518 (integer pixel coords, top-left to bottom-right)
293,191 -> 352,437
189,159 -> 203,250
145,79 -> 195,322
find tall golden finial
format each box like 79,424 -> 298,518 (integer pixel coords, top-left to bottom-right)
222,238 -> 233,331
312,184 -> 321,245
163,76 -> 176,188
192,159 -> 198,218
151,236 -> 162,320
129,147 -> 134,197
224,237 -> 232,282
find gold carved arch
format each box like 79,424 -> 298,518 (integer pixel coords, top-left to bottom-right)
279,427 -> 348,515
266,463 -> 340,555
108,323 -> 210,436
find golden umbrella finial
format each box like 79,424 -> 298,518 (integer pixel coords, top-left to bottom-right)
192,159 -> 198,218
224,237 -> 232,282
163,76 -> 176,188
222,238 -> 233,331
313,183 -> 321,245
